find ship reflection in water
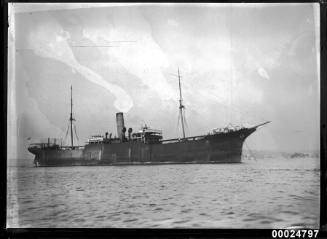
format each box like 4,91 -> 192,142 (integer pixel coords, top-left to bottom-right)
7,156 -> 319,228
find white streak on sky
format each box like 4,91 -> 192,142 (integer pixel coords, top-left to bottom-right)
257,67 -> 270,80
28,20 -> 134,112
82,18 -> 175,101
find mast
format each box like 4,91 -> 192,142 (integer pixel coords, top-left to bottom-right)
178,68 -> 186,139
69,85 -> 74,148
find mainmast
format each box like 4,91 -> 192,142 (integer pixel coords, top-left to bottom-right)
69,85 -> 74,148
178,68 -> 186,139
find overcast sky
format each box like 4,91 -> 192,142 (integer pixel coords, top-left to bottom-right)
8,3 -> 320,163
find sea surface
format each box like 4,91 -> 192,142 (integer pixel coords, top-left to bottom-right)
7,156 -> 320,228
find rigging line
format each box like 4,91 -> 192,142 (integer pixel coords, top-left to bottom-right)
73,124 -> 79,141
71,41 -> 136,44
64,122 -> 70,141
181,104 -> 188,131
177,112 -> 181,127
141,120 -> 147,128
58,128 -> 65,143
244,141 -> 257,161
176,111 -> 181,135
183,109 -> 189,131
70,45 -> 121,48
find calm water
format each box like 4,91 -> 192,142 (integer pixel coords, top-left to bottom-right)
7,156 -> 320,228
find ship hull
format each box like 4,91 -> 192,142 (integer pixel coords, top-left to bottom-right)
28,128 -> 256,167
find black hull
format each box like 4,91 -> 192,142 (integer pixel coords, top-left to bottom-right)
28,128 -> 256,167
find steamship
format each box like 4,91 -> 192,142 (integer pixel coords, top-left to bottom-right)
28,71 -> 270,167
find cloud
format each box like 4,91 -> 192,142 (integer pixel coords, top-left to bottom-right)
82,11 -> 175,102
28,19 -> 133,112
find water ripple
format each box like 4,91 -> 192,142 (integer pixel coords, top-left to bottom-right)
7,157 -> 320,228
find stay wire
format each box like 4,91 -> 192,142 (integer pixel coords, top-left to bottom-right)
244,141 -> 257,161
74,123 -> 79,142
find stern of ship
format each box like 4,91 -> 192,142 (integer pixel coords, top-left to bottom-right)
27,145 -> 42,167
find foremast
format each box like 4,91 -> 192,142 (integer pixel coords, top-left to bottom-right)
178,68 -> 186,139
69,85 -> 75,148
